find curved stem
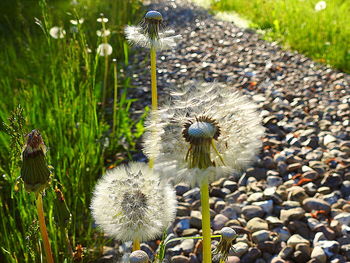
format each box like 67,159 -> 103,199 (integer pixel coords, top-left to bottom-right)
132,239 -> 140,251
36,194 -> 54,263
200,177 -> 212,263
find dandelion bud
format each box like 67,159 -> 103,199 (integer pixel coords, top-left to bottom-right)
53,186 -> 71,228
213,227 -> 237,262
125,10 -> 180,50
129,250 -> 149,263
20,130 -> 51,193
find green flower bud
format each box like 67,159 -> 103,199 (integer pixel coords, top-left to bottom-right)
54,186 -> 71,228
20,130 -> 51,193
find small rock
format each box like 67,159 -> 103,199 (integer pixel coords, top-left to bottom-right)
302,198 -> 331,213
252,230 -> 271,243
334,212 -> 350,226
278,246 -> 293,259
311,247 -> 327,263
242,205 -> 264,220
180,239 -> 194,254
280,207 -> 305,223
212,214 -> 229,230
230,242 -> 249,257
171,255 -> 190,263
175,184 -> 190,196
190,211 -> 202,229
287,234 -> 310,248
246,217 -> 269,232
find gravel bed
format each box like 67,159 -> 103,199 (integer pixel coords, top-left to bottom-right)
101,0 -> 350,262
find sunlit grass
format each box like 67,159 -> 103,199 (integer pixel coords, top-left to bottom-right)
0,0 -> 145,262
211,0 -> 350,73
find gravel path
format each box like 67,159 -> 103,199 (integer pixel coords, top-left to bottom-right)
103,0 -> 350,262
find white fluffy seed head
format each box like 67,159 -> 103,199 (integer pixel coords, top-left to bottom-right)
124,24 -> 180,50
90,162 -> 177,242
97,43 -> 113,56
49,26 -> 66,39
143,82 -> 264,186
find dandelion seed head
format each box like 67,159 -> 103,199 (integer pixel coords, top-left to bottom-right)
49,26 -> 66,39
315,1 -> 326,11
97,43 -> 112,56
91,162 -> 177,242
143,82 -> 264,186
124,10 -> 180,50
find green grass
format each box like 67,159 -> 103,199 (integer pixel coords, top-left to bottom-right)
211,0 -> 350,73
0,0 -> 145,262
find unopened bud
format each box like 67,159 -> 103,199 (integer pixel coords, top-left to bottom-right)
54,187 -> 71,228
20,130 -> 51,193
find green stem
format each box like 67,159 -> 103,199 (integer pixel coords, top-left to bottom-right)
36,194 -> 54,263
102,55 -> 109,108
200,177 -> 212,263
133,239 -> 140,251
149,46 -> 158,169
112,60 -> 118,136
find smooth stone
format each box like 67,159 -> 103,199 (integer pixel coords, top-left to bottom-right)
171,255 -> 190,263
240,247 -> 261,263
278,246 -> 293,259
324,134 -> 337,145
246,167 -> 267,180
252,200 -> 273,214
242,205 -> 264,220
175,218 -> 190,232
252,230 -> 271,243
274,227 -> 291,242
230,242 -> 249,257
280,207 -> 305,223
183,188 -> 200,200
223,180 -> 238,192
288,186 -> 308,203
227,256 -> 240,263
287,234 -> 310,248
302,198 -> 331,213
212,214 -> 229,230
246,217 -> 269,232
247,192 -> 264,203
221,205 -> 238,219
214,200 -> 226,212
175,183 -> 190,196
190,211 -> 202,229
182,228 -> 199,236
334,212 -> 350,225
318,240 -> 340,258
311,247 -> 327,263
267,175 -> 283,187
180,239 -> 194,254
177,206 -> 191,217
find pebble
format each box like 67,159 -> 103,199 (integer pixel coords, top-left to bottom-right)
302,197 -> 331,213
311,247 -> 327,263
241,205 -> 264,220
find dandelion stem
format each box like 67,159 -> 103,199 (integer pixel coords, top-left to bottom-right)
200,177 -> 212,263
149,46 -> 158,169
150,47 -> 158,111
133,239 -> 141,251
36,193 -> 54,263
102,55 -> 109,108
112,60 -> 118,136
